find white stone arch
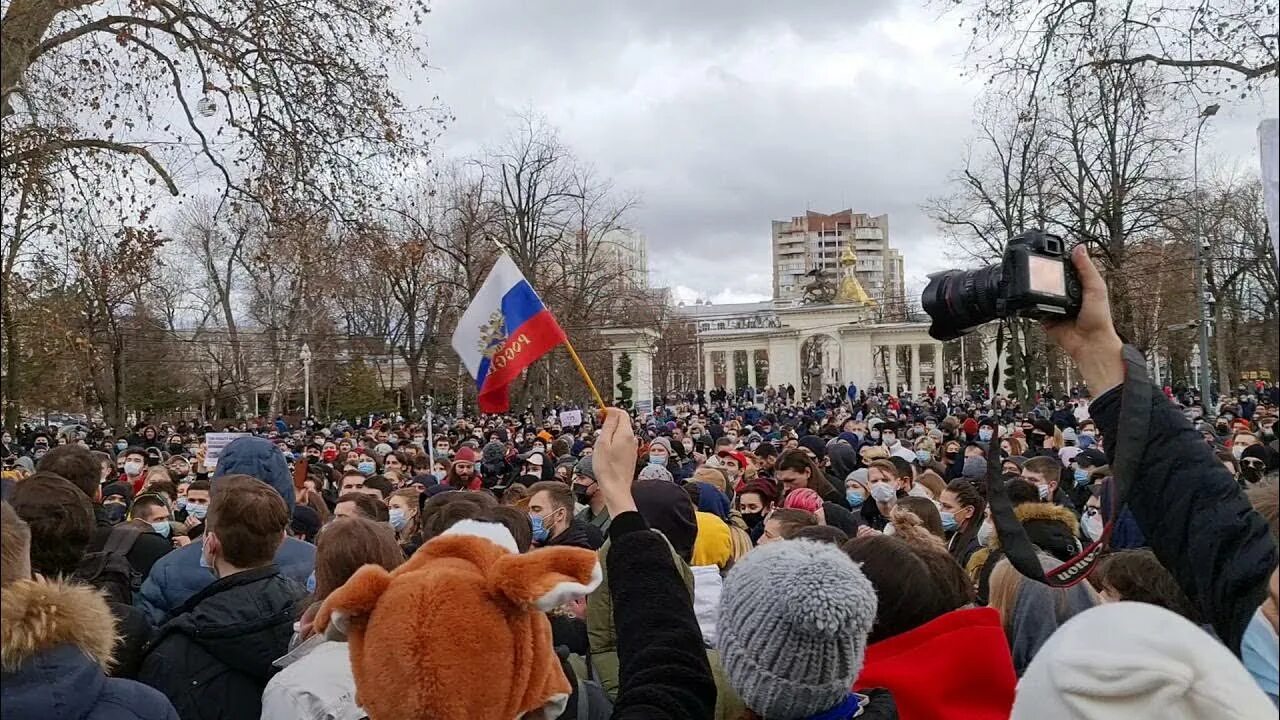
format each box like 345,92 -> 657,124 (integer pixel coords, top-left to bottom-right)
799,332 -> 842,399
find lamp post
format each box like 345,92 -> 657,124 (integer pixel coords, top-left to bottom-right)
1192,103 -> 1219,418
299,343 -> 312,418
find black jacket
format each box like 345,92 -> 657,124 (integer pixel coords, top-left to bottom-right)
88,525 -> 172,582
546,518 -> 605,551
606,512 -> 717,719
1091,384 -> 1277,654
108,601 -> 153,680
137,565 -> 304,720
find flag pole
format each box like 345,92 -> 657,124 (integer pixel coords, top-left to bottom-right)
563,338 -> 608,411
488,238 -> 608,411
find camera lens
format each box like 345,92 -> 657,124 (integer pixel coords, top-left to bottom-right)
921,264 -> 1003,341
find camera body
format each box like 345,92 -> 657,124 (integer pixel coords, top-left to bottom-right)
922,229 -> 1082,341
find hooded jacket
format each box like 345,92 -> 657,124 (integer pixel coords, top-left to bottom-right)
138,565 -> 305,720
855,607 -> 1015,720
2,578 -> 180,720
135,436 -> 315,625
965,501 -> 1081,603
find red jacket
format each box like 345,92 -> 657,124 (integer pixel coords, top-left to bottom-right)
855,607 -> 1015,720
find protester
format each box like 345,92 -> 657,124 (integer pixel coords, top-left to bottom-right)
138,475 -> 306,718
0,501 -> 181,720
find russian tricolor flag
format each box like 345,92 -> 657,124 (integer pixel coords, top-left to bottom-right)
451,253 -> 567,413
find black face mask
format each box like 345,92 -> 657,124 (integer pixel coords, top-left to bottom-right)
574,485 -> 591,506
1242,466 -> 1264,484
741,511 -> 764,529
103,503 -> 128,525
168,443 -> 184,455
1028,433 -> 1045,449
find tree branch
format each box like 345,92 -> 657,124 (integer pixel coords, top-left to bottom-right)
1088,54 -> 1278,79
2,138 -> 179,195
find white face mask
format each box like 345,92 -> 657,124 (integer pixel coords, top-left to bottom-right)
1082,511 -> 1104,541
977,518 -> 996,546
124,461 -> 143,476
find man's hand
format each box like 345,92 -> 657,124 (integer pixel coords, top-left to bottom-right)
1043,245 -> 1125,394
185,515 -> 202,530
172,535 -> 191,549
594,408 -> 638,516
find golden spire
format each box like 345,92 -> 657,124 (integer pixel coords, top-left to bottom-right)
836,245 -> 875,305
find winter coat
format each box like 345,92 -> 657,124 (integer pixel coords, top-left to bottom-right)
134,537 -> 315,625
587,529 -> 745,720
604,511 -> 718,719
965,501 -> 1081,604
137,565 -> 305,720
855,607 -> 1015,720
690,564 -> 724,648
544,517 -> 605,551
1,578 -> 179,720
259,637 -> 362,720
1090,382 -> 1278,654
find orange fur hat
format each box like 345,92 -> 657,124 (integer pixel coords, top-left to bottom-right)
315,519 -> 602,720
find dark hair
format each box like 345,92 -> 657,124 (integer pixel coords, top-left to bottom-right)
775,450 -> 838,499
843,534 -> 969,644
897,496 -> 945,538
336,492 -> 384,521
313,517 -> 404,602
1022,456 -> 1062,485
527,480 -> 574,517
790,525 -> 849,546
187,479 -> 211,494
1006,478 -> 1041,506
303,489 -> 332,526
768,508 -> 818,539
362,475 -> 394,500
36,445 -> 101,499
207,475 -> 289,568
1246,481 -> 1278,543
143,479 -> 178,503
501,483 -> 530,506
887,456 -> 914,482
482,506 -> 533,553
10,473 -> 95,577
944,479 -> 986,563
132,494 -> 170,521
1094,549 -> 1200,623
420,491 -> 498,542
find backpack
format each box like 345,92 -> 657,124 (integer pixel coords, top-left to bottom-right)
561,649 -> 613,720
74,525 -> 144,605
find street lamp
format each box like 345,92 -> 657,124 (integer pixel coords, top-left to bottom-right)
1192,103 -> 1219,417
299,343 -> 312,418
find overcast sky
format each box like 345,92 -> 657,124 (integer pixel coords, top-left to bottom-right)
412,0 -> 1278,305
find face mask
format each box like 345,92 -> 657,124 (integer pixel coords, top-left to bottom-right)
741,511 -> 764,529
870,483 -> 897,504
977,518 -> 995,546
413,436 -> 426,446
1081,510 -> 1104,541
574,485 -> 591,505
532,444 -> 545,454
124,461 -> 143,476
431,470 -> 446,482
103,503 -> 128,525
1037,483 -> 1051,500
388,508 -> 407,531
1232,444 -> 1246,460
529,513 -> 550,543
116,441 -> 127,451
322,450 -> 338,462
648,454 -> 666,466
682,441 -> 694,452
870,431 -> 881,441
883,435 -> 897,447
1073,468 -> 1090,487
168,443 -> 184,455
305,572 -> 317,594
1079,430 -> 1095,439
1241,608 -> 1279,699
187,503 -> 208,520
978,428 -> 993,442
940,511 -> 958,532
846,489 -> 865,508
915,450 -> 932,464
150,521 -> 171,539
357,461 -> 376,475
436,448 -> 452,458
176,497 -> 187,512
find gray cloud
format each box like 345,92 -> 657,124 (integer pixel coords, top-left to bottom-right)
413,0 -> 1277,302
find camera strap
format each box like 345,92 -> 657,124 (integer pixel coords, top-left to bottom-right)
985,323 -> 1150,587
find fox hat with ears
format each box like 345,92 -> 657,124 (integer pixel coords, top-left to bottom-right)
315,519 -> 602,720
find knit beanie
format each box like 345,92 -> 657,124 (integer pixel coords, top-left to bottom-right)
648,436 -> 673,455
481,441 -> 506,465
718,540 -> 878,720
637,464 -> 674,483
1013,602 -> 1274,720
573,455 -> 595,482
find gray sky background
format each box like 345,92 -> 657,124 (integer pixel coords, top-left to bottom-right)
411,0 -> 1278,305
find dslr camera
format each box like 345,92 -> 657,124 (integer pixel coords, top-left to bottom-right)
922,229 -> 1082,341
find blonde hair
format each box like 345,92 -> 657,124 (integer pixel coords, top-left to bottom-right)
693,466 -> 729,494
860,446 -> 890,463
914,470 -> 946,500
989,557 -> 1100,635
888,506 -> 948,554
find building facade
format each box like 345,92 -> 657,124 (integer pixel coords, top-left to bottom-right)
771,210 -> 904,310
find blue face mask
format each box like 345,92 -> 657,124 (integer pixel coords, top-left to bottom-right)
175,497 -> 187,512
915,450 -> 932,464
978,428 -> 993,442
388,507 -> 407,531
1242,608 -> 1279,699
305,571 -> 317,594
846,488 -> 865,508
357,461 -> 376,476
940,511 -> 958,533
186,503 -> 208,520
648,454 -> 666,466
150,521 -> 171,539
1073,467 -> 1091,487
529,513 -> 549,543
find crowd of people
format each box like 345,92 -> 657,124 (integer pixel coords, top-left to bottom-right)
1,249 -> 1278,719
